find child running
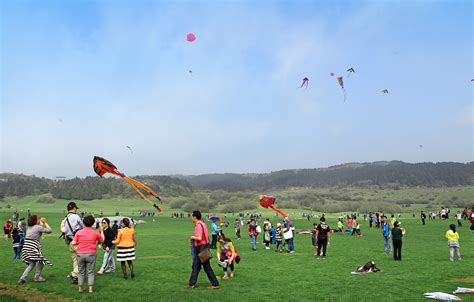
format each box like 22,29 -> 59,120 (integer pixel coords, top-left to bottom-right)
112,218 -> 136,279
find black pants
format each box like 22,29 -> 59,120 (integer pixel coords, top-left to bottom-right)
369,220 -> 373,228
457,220 -> 462,227
211,235 -> 217,249
422,219 -> 425,225
189,246 -> 219,286
393,240 -> 402,260
236,230 -> 241,239
317,238 -> 327,256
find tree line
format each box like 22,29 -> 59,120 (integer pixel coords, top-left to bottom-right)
0,173 -> 193,200
181,161 -> 474,191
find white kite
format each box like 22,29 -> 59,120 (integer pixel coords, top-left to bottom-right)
423,292 -> 461,301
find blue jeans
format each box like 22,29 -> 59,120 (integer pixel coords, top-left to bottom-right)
383,236 -> 392,253
286,238 -> 294,252
251,236 -> 257,250
13,247 -> 21,259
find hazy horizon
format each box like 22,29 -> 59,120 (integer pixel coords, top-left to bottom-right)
1,0 -> 473,178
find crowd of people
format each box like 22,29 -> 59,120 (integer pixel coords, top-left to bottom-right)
2,204 -> 473,292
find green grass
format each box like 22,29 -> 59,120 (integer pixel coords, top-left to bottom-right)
0,198 -> 473,301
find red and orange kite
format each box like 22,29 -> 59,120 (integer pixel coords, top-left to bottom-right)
93,156 -> 163,213
259,195 -> 287,217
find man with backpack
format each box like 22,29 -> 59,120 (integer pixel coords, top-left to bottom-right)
64,202 -> 84,284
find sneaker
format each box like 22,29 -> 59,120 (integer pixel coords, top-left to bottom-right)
184,284 -> 195,289
131,272 -> 135,279
72,277 -> 78,284
34,277 -> 47,282
265,247 -> 270,250
97,271 -> 104,275
18,279 -> 25,285
208,285 -> 220,289
290,251 -> 294,254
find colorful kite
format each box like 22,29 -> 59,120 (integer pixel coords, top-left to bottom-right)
186,33 -> 196,42
337,76 -> 347,102
299,77 -> 309,88
93,156 -> 163,213
208,214 -> 222,222
259,195 -> 288,217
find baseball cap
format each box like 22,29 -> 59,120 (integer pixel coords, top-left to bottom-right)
67,201 -> 79,211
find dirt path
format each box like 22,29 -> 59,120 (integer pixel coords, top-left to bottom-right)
0,283 -> 79,302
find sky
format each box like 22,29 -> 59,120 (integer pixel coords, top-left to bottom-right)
1,0 -> 473,178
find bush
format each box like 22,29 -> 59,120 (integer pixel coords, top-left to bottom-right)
37,196 -> 55,204
169,198 -> 188,209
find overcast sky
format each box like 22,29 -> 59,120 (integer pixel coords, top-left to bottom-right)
1,0 -> 472,178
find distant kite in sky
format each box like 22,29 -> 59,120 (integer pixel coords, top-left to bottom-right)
347,68 -> 355,76
93,156 -> 163,213
189,70 -> 193,76
259,195 -> 288,217
58,118 -> 63,123
299,77 -> 309,88
330,72 -> 335,77
419,145 -> 423,148
186,33 -> 196,42
381,89 -> 389,95
126,146 -> 133,154
337,76 -> 347,102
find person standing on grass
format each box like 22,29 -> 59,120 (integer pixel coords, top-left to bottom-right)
211,218 -> 220,249
470,208 -> 474,231
112,218 -> 136,279
391,221 -> 403,261
315,217 -> 331,259
70,215 -> 104,293
275,223 -> 284,252
420,210 -> 427,225
382,216 -> 392,255
456,211 -> 462,227
3,219 -> 13,240
248,219 -> 258,251
217,233 -> 239,280
375,213 -> 381,228
311,223 -> 318,255
18,215 -> 52,284
12,227 -> 21,260
64,202 -> 84,284
284,217 -> 295,253
446,224 -> 462,261
368,212 -> 374,228
98,218 -> 116,274
18,218 -> 26,251
186,210 -> 219,289
235,219 -> 241,240
263,219 -> 272,250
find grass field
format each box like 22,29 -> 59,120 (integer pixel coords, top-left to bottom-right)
0,197 -> 473,301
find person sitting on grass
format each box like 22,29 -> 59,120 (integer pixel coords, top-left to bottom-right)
217,233 -> 240,280
70,215 -> 104,293
18,215 -> 52,285
112,218 -> 136,279
336,219 -> 345,233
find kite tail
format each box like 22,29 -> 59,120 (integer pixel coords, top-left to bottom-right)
269,205 -> 288,217
342,88 -> 347,102
124,176 -> 162,202
123,178 -> 163,213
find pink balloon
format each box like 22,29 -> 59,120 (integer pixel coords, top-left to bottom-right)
186,33 -> 196,42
